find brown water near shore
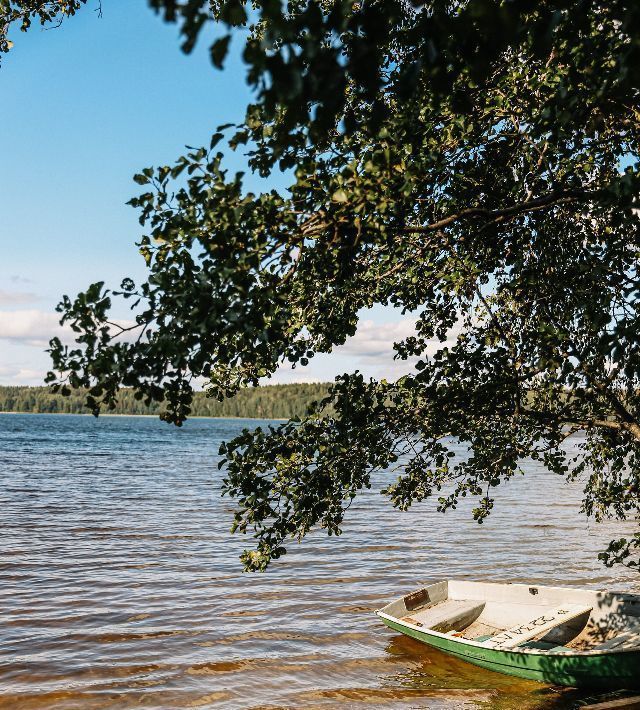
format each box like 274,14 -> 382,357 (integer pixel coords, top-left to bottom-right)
0,414 -> 638,709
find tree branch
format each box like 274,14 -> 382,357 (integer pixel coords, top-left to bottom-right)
401,189 -> 595,233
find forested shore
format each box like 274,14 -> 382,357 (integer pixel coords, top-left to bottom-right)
0,384 -> 330,420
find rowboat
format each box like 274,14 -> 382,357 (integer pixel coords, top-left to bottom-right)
376,580 -> 640,688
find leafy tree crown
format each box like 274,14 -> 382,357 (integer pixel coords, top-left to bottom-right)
4,0 -> 640,570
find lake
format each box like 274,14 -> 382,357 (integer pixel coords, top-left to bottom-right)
0,413 -> 637,709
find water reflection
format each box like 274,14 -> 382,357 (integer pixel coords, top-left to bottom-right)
0,413 -> 637,709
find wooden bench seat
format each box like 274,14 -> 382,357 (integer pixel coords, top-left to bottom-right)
481,604 -> 592,650
403,599 -> 485,633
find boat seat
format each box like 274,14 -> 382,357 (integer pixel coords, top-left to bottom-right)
481,604 -> 592,650
403,599 -> 485,633
592,618 -> 640,651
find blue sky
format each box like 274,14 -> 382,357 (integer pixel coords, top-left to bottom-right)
0,1 -> 416,386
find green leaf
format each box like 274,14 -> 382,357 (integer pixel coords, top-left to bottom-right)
210,35 -> 231,69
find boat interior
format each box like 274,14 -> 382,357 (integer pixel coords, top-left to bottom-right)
378,580 -> 640,653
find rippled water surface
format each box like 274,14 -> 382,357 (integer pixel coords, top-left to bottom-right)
1,413 -> 638,710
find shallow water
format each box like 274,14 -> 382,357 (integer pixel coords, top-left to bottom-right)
0,413 -> 637,710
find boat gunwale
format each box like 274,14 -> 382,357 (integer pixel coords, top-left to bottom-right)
376,587 -> 640,658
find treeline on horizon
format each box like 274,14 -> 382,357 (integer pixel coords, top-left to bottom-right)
0,384 -> 331,420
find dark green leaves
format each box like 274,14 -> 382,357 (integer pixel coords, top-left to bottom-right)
210,34 -> 231,69
13,0 -> 639,571
0,1 -> 89,62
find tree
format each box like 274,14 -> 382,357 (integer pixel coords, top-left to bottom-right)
0,1 -> 93,56
4,1 -> 640,571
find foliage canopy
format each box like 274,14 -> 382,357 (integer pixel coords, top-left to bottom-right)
4,1 -> 640,570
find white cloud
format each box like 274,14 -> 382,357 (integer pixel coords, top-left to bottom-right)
0,309 -> 70,347
0,289 -> 40,306
336,318 -> 418,358
267,360 -> 325,385
0,364 -> 47,386
338,317 -> 464,380
0,309 -> 138,349
0,308 -> 139,386
266,317 -> 463,384
0,309 -> 462,387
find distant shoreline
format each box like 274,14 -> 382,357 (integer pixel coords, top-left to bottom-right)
0,383 -> 329,421
0,410 -> 286,421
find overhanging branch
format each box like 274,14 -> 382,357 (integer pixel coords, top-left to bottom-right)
400,189 -> 597,233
